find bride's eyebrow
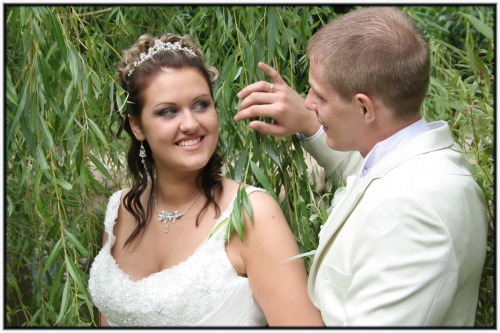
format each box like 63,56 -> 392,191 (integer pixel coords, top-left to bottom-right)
151,94 -> 212,109
192,94 -> 211,101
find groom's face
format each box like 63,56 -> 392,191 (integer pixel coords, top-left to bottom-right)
305,60 -> 365,153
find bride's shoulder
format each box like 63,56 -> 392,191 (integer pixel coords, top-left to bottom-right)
104,188 -> 130,210
221,178 -> 267,197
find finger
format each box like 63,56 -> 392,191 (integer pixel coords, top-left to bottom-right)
238,91 -> 279,112
234,103 -> 277,122
248,120 -> 289,137
237,80 -> 274,99
258,62 -> 286,86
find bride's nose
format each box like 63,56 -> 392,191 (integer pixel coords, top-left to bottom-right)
179,111 -> 200,133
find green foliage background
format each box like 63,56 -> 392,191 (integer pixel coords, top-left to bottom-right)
5,5 -> 494,327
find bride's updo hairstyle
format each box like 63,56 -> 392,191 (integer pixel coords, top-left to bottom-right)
114,33 -> 223,247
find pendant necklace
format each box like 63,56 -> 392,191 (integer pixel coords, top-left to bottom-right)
154,189 -> 203,232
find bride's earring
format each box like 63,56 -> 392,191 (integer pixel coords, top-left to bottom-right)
139,141 -> 146,164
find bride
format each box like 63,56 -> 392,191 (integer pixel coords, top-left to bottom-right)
88,33 -> 323,327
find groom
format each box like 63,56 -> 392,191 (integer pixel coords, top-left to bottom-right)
235,7 -> 487,326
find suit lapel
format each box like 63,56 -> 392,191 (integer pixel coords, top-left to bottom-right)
308,172 -> 377,283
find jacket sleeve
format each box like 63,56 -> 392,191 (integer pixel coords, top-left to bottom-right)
300,131 -> 363,185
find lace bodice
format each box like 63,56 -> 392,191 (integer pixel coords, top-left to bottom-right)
88,187 -> 267,327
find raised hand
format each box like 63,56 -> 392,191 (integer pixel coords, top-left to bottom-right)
235,62 -> 321,137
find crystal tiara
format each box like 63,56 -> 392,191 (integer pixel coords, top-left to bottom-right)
128,39 -> 197,76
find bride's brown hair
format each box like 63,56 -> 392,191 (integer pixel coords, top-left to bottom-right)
112,33 -> 223,248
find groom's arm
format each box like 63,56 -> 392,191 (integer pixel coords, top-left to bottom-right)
300,130 -> 363,185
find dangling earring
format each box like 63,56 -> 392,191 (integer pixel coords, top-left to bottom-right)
139,141 -> 147,164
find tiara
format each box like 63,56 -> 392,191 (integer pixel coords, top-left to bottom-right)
128,39 -> 197,76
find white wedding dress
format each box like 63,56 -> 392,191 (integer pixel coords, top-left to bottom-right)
88,187 -> 267,327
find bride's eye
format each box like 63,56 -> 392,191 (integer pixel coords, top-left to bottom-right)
159,108 -> 178,117
193,101 -> 209,111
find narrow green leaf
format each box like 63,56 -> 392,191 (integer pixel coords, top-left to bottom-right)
37,146 -> 49,170
234,151 -> 248,183
84,93 -> 105,121
47,9 -> 67,64
265,140 -> 282,170
230,190 -> 246,242
64,229 -> 90,257
282,250 -> 317,262
87,152 -> 114,182
33,168 -> 43,196
240,187 -> 254,225
209,217 -> 228,238
460,13 -> 493,41
56,279 -> 70,325
266,6 -> 277,62
234,66 -> 243,81
6,195 -> 13,217
6,67 -> 18,106
250,161 -> 278,201
65,255 -> 84,291
38,112 -> 54,148
36,54 -> 51,96
29,309 -> 42,326
56,177 -> 73,190
62,199 -> 80,208
87,118 -> 109,150
41,239 -> 62,277
7,88 -> 28,142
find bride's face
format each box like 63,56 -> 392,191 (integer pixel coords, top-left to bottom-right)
129,67 -> 219,175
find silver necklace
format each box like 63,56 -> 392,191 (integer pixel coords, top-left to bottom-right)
154,189 -> 203,232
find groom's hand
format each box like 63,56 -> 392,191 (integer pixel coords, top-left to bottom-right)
235,62 -> 321,137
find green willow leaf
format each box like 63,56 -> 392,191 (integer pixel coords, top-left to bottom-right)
56,177 -> 73,190
229,203 -> 244,242
281,250 -> 316,262
38,112 -> 54,148
41,239 -> 62,277
84,93 -> 106,122
209,217 -> 228,238
29,309 -> 42,326
234,150 -> 248,183
265,139 -> 282,170
55,279 -> 70,325
87,152 -> 114,182
250,161 -> 278,201
64,229 -> 90,257
87,118 -> 109,150
35,54 -> 51,96
7,88 -> 28,142
37,146 -> 50,170
240,187 -> 254,224
266,6 -> 277,62
65,255 -> 85,291
6,195 -> 13,217
47,9 -> 67,64
460,13 -> 493,41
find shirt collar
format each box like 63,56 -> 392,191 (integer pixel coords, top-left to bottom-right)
358,118 -> 430,180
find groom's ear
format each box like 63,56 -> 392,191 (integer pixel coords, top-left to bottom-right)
355,93 -> 376,123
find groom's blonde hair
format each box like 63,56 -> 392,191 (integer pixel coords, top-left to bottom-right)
307,7 -> 430,119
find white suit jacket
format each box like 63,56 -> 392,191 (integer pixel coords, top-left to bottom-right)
301,121 -> 487,326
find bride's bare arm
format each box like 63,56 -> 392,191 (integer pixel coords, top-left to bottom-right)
231,191 -> 324,326
100,313 -> 110,327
